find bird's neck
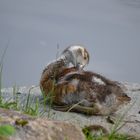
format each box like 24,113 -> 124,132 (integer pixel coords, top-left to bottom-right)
57,52 -> 71,67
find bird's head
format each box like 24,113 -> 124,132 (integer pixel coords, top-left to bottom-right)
62,45 -> 89,69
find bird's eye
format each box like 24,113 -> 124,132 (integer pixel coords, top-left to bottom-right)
84,56 -> 87,59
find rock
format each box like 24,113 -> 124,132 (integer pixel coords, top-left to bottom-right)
1,83 -> 140,138
0,108 -> 85,140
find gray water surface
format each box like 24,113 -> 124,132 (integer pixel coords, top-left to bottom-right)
0,0 -> 140,87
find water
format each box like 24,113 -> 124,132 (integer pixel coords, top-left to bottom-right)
0,0 -> 140,87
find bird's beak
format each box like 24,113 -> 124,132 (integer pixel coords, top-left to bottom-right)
76,64 -> 84,70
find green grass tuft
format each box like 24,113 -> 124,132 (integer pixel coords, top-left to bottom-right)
0,47 -> 42,116
22,86 -> 40,116
0,124 -> 16,137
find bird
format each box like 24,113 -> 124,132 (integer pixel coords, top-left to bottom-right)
40,45 -> 131,115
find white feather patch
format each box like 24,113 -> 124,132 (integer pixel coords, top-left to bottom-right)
93,77 -> 105,85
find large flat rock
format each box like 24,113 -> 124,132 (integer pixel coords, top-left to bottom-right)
0,108 -> 85,140
1,82 -> 140,138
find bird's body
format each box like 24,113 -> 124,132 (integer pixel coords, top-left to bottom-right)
55,70 -> 131,115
